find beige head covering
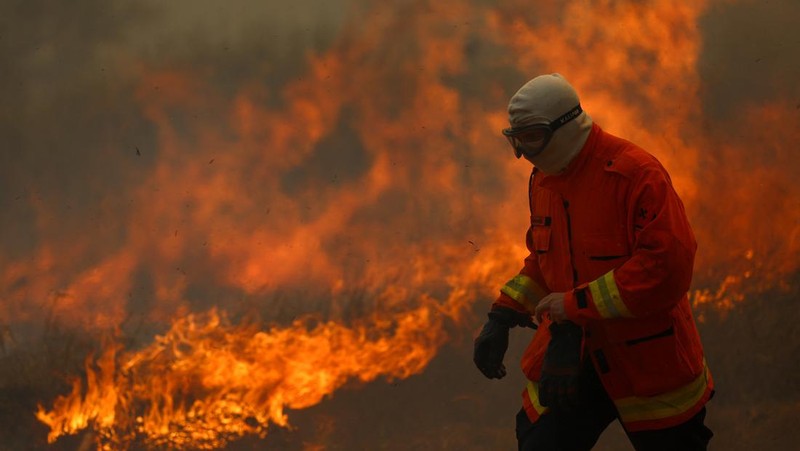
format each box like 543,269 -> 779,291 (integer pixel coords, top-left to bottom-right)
508,73 -> 593,174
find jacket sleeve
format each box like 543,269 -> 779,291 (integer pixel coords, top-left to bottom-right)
492,225 -> 551,314
564,165 -> 697,324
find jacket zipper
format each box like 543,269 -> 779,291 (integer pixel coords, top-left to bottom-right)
563,200 -> 579,284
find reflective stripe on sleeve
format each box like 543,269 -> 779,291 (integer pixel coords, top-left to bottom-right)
615,361 -> 710,423
588,270 -> 633,319
500,274 -> 546,312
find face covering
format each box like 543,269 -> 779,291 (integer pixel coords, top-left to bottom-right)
507,73 -> 593,174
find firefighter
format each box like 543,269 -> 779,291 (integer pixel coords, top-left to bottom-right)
473,74 -> 714,450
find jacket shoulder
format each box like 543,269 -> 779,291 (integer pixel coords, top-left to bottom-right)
599,132 -> 663,179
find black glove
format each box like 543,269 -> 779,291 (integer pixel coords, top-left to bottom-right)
473,307 -> 536,379
538,321 -> 583,411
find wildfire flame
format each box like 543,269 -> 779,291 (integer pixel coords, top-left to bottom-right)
36,308 -> 441,448
2,0 -> 794,448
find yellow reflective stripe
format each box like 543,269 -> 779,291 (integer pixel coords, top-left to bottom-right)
588,271 -> 632,319
500,274 -> 546,312
615,362 -> 710,423
526,380 -> 548,415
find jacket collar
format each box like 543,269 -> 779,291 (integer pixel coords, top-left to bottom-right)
539,123 -> 601,189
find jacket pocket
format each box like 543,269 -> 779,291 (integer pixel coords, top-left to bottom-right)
582,236 -> 630,261
625,326 -> 674,345
531,225 -> 551,254
581,236 -> 630,281
609,317 -> 696,396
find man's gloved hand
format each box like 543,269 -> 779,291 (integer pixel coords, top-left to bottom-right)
538,321 -> 583,411
474,307 -> 536,379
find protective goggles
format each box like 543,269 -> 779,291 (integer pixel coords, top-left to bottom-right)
502,104 -> 583,159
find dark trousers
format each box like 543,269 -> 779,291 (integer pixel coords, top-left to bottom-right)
515,363 -> 713,451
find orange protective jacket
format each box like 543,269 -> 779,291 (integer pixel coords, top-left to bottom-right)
494,124 -> 713,432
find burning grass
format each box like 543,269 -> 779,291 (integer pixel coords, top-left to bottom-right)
3,279 -> 800,449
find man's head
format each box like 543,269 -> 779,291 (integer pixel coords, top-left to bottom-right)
503,73 -> 593,174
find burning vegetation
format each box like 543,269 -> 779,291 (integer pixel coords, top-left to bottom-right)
1,0 -> 798,449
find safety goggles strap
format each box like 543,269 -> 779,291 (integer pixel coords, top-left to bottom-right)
551,104 -> 583,130
503,104 -> 582,137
